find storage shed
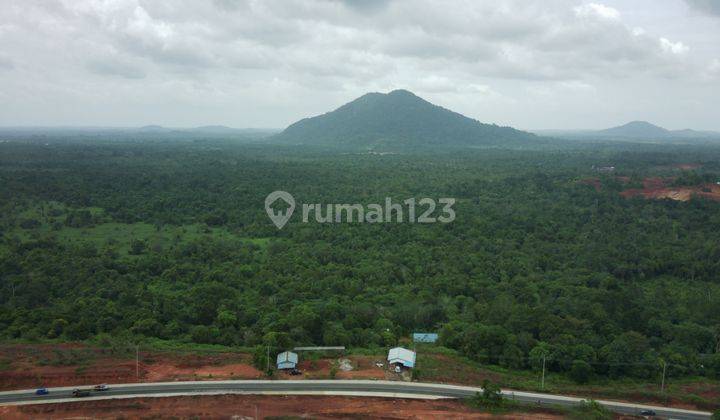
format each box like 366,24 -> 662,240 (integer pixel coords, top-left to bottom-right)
276,351 -> 298,370
387,347 -> 416,368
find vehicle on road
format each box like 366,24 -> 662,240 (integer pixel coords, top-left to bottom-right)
639,409 -> 656,417
34,388 -> 49,395
93,384 -> 109,391
72,389 -> 91,397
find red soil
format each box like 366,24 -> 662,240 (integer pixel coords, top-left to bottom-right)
579,175 -> 720,202
620,178 -> 720,202
0,344 -> 261,390
579,177 -> 602,191
0,394 -> 564,419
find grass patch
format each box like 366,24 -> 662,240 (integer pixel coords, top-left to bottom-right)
414,346 -> 720,411
9,201 -> 271,257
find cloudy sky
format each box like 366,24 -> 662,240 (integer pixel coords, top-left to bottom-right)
1,0 -> 719,130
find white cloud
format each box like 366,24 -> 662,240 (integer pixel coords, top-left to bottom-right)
660,37 -> 690,55
574,3 -> 620,20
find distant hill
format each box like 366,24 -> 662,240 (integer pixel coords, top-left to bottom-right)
536,121 -> 720,141
599,121 -> 669,138
190,125 -> 238,134
272,89 -> 537,149
138,125 -> 173,133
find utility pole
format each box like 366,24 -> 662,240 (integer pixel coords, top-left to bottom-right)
660,360 -> 667,393
266,345 -> 270,374
541,354 -> 546,390
136,344 -> 140,382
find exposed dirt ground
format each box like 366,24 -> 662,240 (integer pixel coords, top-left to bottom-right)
1,344 -> 717,412
0,344 -> 399,390
0,344 -> 263,390
294,355 -> 388,380
0,394 -> 564,419
620,177 -> 720,201
579,175 -> 720,202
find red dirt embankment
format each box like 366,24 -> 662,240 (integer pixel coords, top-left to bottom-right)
620,177 -> 720,202
0,394 -> 564,419
580,175 -> 720,202
0,344 -> 262,390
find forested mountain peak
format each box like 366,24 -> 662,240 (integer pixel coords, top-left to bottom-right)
272,90 -> 537,149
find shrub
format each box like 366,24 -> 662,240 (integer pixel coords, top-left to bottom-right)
571,400 -> 612,420
569,359 -> 592,384
470,379 -> 504,409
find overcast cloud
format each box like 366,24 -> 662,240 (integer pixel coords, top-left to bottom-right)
0,0 -> 718,129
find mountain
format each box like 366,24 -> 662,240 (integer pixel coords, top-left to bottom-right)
191,125 -> 239,133
272,89 -> 537,149
537,121 -> 720,141
138,125 -> 173,132
598,121 -> 669,138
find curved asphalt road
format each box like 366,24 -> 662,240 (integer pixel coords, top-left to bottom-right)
0,380 -> 711,419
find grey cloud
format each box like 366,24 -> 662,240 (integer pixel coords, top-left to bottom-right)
685,0 -> 720,15
86,60 -> 146,79
0,0 -> 717,129
34,0 -> 690,83
0,55 -> 13,70
336,0 -> 391,13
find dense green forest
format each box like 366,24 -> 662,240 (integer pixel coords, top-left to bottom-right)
1,135 -> 720,383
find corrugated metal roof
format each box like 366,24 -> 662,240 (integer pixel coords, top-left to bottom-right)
276,351 -> 298,364
387,347 -> 416,367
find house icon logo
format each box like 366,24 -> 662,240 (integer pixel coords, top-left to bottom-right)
265,190 -> 295,229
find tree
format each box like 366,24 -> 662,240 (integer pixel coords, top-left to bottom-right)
471,379 -> 504,409
569,360 -> 592,384
129,239 -> 147,255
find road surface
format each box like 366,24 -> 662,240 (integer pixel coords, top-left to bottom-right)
0,380 -> 712,419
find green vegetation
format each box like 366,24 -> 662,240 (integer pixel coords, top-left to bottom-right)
569,400 -> 613,420
1,135 -> 720,389
418,346 -> 720,409
471,379 -> 504,409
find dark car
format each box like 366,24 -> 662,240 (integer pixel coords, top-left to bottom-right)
639,409 -> 656,417
35,388 -> 49,396
72,388 -> 91,398
289,368 -> 302,375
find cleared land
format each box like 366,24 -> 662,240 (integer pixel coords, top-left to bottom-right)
0,343 -> 717,412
